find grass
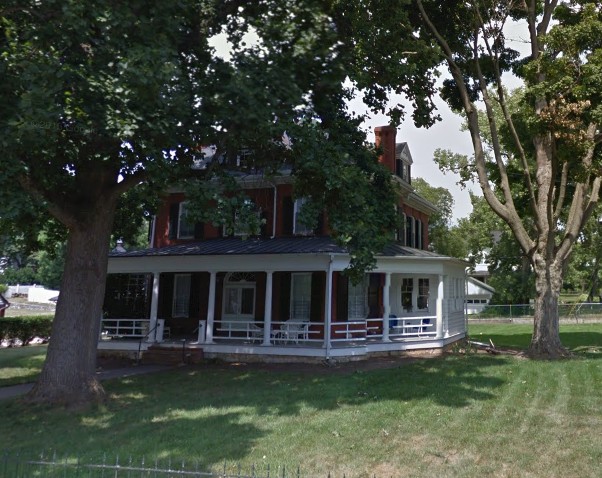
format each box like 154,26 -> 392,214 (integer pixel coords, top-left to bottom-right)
0,344 -> 47,386
0,325 -> 601,477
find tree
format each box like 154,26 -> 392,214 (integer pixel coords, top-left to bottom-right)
0,1 -> 338,406
1,1 -> 431,406
410,1 -> 602,357
411,177 -> 467,257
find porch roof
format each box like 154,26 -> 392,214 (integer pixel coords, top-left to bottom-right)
110,236 -> 448,259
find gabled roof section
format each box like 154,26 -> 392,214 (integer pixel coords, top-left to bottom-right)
467,276 -> 496,294
109,236 -> 457,260
395,142 -> 413,165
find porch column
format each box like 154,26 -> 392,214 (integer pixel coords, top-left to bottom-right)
382,272 -> 391,342
323,261 -> 334,355
263,271 -> 273,346
205,271 -> 217,344
147,272 -> 160,342
436,274 -> 445,339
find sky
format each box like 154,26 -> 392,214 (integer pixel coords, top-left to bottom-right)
210,18 -> 530,224
351,94 -> 476,223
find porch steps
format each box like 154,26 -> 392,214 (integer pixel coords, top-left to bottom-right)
142,345 -> 204,365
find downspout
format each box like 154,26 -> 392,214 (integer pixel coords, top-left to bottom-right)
269,181 -> 277,238
149,215 -> 157,248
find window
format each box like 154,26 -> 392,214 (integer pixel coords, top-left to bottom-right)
418,278 -> 429,310
414,218 -> 422,249
172,274 -> 191,317
401,278 -> 413,312
290,273 -> 312,321
224,199 -> 261,237
348,277 -> 368,319
223,272 -> 256,318
177,203 -> 195,239
397,210 -> 407,244
405,215 -> 414,247
104,273 -> 151,319
293,198 -> 312,236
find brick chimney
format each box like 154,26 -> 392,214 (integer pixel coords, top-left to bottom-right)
374,125 -> 396,173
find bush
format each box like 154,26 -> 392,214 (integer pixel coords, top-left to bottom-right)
0,284 -> 7,294
0,315 -> 53,345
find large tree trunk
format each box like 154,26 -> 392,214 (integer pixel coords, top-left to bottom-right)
529,256 -> 570,358
26,199 -> 117,407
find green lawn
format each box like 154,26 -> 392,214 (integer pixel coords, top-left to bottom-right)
0,325 -> 601,477
0,344 -> 47,386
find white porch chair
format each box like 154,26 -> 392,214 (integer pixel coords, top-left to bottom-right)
276,319 -> 310,344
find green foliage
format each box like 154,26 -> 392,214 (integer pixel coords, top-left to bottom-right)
411,177 -> 462,256
0,315 -> 53,345
0,266 -> 37,286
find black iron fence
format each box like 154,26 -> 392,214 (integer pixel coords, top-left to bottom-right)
1,451 -> 371,478
1,451 -> 300,478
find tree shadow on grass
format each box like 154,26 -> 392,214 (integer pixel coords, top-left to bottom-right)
0,354 -> 511,469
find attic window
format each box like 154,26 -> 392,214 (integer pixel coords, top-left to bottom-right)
396,160 -> 411,183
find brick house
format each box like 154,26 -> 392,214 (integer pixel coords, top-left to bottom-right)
100,126 -> 467,362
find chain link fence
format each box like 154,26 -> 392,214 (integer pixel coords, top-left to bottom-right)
468,302 -> 602,322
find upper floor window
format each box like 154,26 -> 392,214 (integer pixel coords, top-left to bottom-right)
178,202 -> 195,239
224,199 -> 262,237
294,198 -> 313,236
406,215 -> 415,248
169,201 -> 203,241
414,218 -> 422,250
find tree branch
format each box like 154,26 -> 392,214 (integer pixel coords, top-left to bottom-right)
416,0 -> 533,254
18,173 -> 78,230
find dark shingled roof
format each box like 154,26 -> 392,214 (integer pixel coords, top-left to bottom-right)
109,236 -> 448,259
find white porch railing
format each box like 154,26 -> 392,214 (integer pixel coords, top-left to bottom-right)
99,316 -> 439,344
388,315 -> 436,338
214,320 -> 264,342
101,318 -> 150,339
330,320 -> 367,342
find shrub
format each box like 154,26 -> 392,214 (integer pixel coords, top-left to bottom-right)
0,315 -> 53,345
